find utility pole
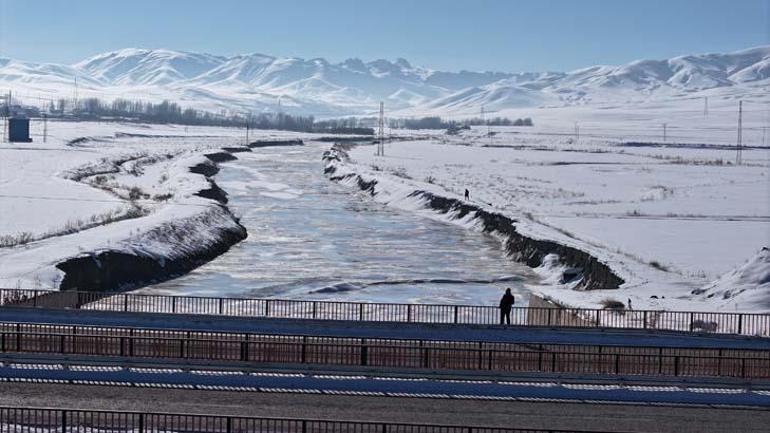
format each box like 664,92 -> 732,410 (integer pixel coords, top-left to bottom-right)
1,90 -> 10,143
663,123 -> 667,143
736,100 -> 743,165
376,101 -> 385,156
73,77 -> 79,114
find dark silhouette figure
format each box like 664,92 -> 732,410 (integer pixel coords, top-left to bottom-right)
499,288 -> 515,325
464,189 -> 470,200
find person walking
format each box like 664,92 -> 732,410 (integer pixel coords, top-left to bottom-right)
464,188 -> 470,201
499,288 -> 515,325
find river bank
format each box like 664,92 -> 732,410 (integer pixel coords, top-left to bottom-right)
0,121 -> 311,292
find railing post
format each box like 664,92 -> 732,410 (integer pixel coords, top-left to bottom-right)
226,417 -> 232,433
171,297 -> 176,313
360,339 -> 368,366
595,309 -> 600,327
312,301 -> 317,319
138,412 -> 144,433
407,304 -> 412,323
738,314 -> 743,335
62,410 -> 67,433
124,295 -> 129,312
219,298 -> 224,316
453,306 -> 459,324
302,420 -> 307,433
477,342 -> 483,369
359,303 -> 364,321
674,356 -> 680,376
717,348 -> 723,375
301,336 -> 307,363
643,311 -> 648,329
240,340 -> 249,361
547,308 -> 552,326
537,345 -> 543,371
59,334 -> 65,354
265,300 -> 270,317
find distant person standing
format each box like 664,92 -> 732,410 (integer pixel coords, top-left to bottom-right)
499,288 -> 515,325
464,188 -> 470,201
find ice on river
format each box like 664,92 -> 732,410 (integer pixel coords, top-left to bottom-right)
142,144 -> 538,306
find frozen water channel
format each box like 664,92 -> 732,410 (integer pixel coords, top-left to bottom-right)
144,143 -> 538,305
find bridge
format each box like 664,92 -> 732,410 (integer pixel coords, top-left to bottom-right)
0,289 -> 768,432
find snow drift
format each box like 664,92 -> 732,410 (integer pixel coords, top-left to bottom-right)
693,247 -> 770,307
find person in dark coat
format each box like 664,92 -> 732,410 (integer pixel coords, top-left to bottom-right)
464,189 -> 470,200
499,288 -> 515,325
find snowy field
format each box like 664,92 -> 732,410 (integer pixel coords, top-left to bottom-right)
331,105 -> 770,313
0,120 -> 312,289
1,102 -> 768,315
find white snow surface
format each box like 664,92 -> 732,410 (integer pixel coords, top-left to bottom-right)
0,121 -> 316,289
694,248 -> 770,307
2,45 -> 770,116
328,124 -> 770,312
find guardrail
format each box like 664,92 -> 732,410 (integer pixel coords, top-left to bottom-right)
0,321 -> 768,379
1,288 -> 769,337
0,407 -> 632,433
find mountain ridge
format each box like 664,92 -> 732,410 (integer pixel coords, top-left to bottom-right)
1,45 -> 769,116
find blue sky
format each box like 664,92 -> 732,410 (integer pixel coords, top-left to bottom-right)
0,0 -> 768,72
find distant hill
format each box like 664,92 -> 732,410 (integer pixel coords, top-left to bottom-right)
1,45 -> 769,116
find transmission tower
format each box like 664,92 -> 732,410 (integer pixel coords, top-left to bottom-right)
736,100 -> 743,165
0,90 -> 10,143
376,101 -> 385,156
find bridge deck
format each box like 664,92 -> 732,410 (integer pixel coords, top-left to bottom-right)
2,307 -> 769,350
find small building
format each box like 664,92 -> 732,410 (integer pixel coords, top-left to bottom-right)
9,118 -> 32,143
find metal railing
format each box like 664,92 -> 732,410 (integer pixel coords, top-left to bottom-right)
0,321 -> 768,379
0,407 -> 633,433
2,288 -> 769,337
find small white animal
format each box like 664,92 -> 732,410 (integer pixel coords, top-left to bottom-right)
690,320 -> 718,332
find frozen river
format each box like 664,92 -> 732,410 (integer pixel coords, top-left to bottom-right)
144,143 -> 538,306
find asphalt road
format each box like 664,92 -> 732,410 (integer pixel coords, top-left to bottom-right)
0,382 -> 767,433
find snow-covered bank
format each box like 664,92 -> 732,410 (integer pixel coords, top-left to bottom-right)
0,121 -> 310,291
322,129 -> 769,312
323,145 -> 624,292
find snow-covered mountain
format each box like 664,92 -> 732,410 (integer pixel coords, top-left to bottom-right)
1,45 -> 769,116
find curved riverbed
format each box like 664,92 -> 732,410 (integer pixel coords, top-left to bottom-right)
143,143 -> 539,306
